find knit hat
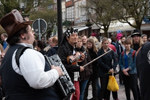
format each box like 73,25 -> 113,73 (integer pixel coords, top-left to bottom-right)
91,33 -> 97,36
116,30 -> 123,40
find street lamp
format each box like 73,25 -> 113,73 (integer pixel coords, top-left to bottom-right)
86,19 -> 92,37
85,10 -> 93,37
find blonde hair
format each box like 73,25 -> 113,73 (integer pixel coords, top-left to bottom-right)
52,36 -> 58,44
99,37 -> 108,49
78,36 -> 82,40
87,38 -> 98,53
89,36 -> 99,44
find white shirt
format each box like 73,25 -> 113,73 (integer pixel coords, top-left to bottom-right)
73,48 -> 79,81
12,43 -> 59,89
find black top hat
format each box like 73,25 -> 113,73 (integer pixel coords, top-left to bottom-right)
131,29 -> 141,37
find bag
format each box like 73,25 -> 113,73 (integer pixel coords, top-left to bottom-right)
107,74 -> 119,92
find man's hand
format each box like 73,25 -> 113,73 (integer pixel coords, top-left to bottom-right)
80,66 -> 84,72
51,65 -> 63,77
1,52 -> 5,59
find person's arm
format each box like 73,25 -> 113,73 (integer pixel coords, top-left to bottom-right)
12,49 -> 60,89
112,51 -> 118,70
58,46 -> 80,72
0,44 -> 4,53
1,45 -> 9,58
119,53 -> 125,71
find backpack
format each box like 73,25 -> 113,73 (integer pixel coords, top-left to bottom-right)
121,50 -> 136,60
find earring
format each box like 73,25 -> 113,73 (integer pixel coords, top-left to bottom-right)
23,37 -> 26,40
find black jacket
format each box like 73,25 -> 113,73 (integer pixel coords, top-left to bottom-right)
47,46 -> 58,57
97,48 -> 117,77
133,44 -> 140,51
58,42 -> 80,82
136,42 -> 150,100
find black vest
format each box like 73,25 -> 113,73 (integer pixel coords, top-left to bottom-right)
0,45 -> 60,100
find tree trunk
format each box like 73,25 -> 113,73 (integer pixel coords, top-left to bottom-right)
103,29 -> 108,37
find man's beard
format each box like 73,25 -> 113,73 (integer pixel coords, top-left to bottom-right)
134,41 -> 140,44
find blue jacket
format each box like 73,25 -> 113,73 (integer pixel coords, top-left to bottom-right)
119,48 -> 137,74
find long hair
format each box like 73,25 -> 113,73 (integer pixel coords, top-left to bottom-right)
131,37 -> 143,49
87,38 -> 98,53
60,33 -> 67,46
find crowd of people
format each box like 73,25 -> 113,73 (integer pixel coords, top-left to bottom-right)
0,9 -> 150,100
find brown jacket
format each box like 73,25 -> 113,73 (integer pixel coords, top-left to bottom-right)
76,46 -> 93,81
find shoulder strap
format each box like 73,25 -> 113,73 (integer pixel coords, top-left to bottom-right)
15,46 -> 30,68
136,47 -> 142,57
132,50 -> 136,59
121,51 -> 124,56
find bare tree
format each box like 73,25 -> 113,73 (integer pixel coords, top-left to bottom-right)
114,0 -> 150,30
85,0 -> 119,37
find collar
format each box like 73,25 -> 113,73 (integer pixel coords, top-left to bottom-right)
4,38 -> 7,41
16,43 -> 33,49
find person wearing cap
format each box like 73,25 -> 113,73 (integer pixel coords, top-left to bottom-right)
0,9 -> 63,100
131,29 -> 142,100
58,27 -> 85,100
115,31 -> 124,86
131,29 -> 143,51
115,30 -> 123,57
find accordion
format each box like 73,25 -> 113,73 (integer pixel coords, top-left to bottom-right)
45,54 -> 75,99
